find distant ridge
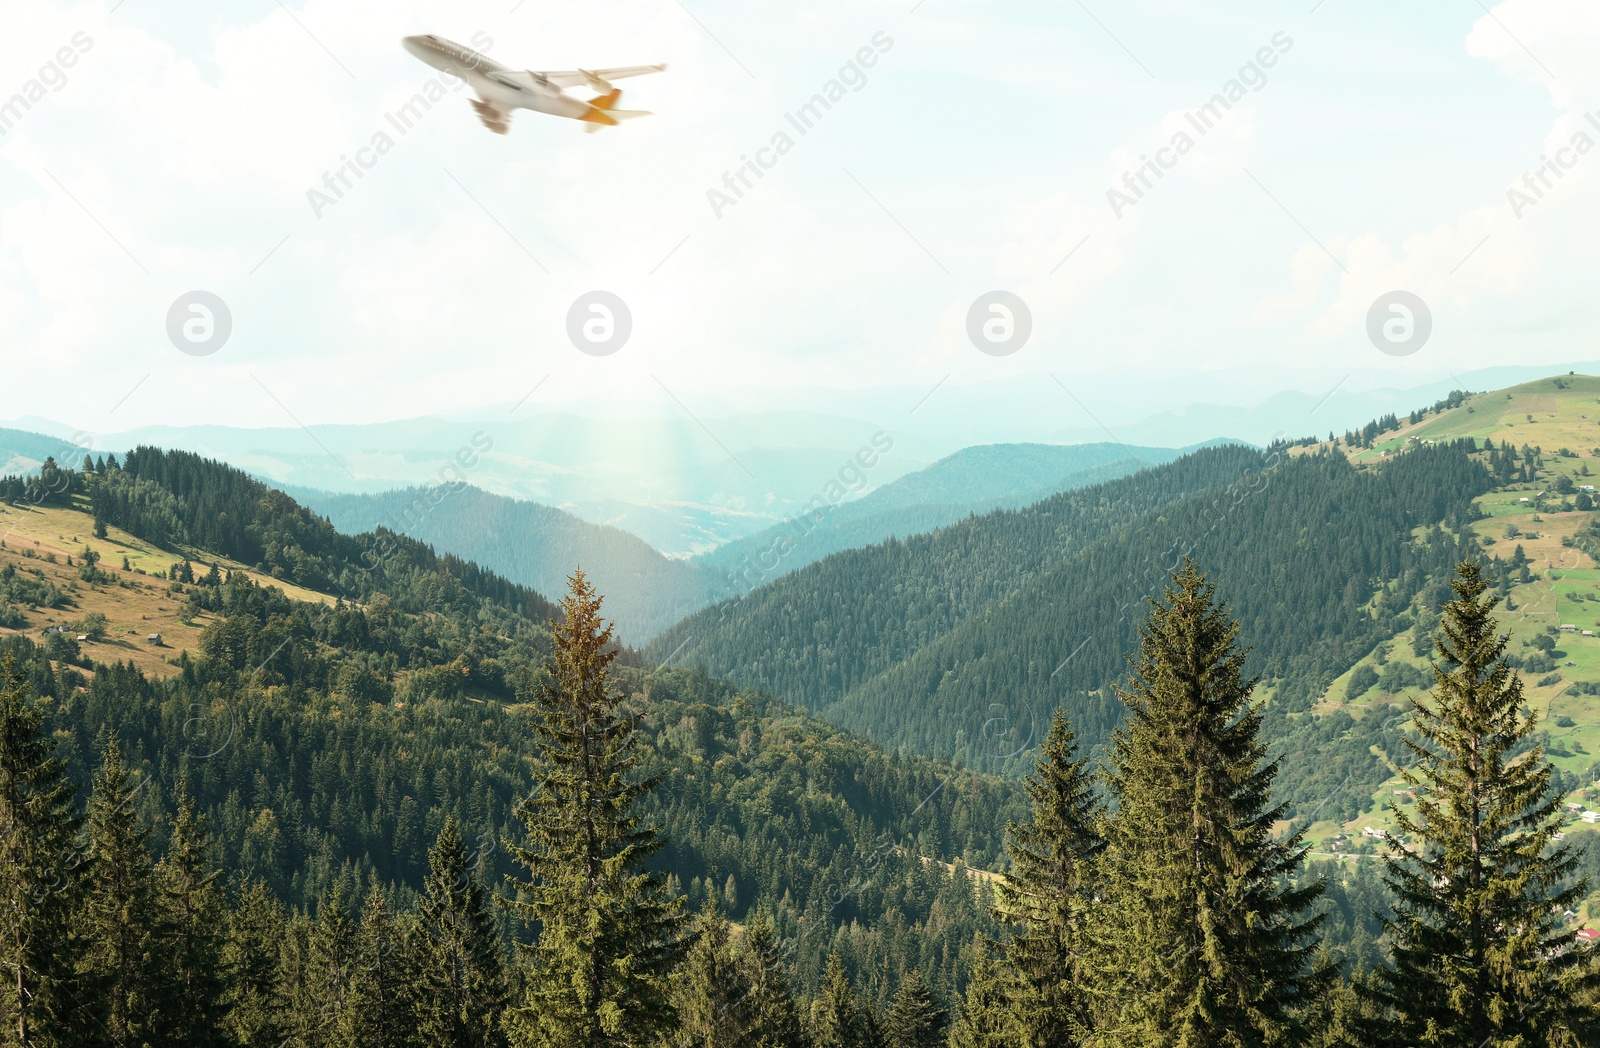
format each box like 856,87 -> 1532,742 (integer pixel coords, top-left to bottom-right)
291,483 -> 727,643
695,441 -> 1201,588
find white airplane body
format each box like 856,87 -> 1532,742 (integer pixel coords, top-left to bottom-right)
402,34 -> 664,134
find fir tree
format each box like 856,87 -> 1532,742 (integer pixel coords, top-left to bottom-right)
883,970 -> 946,1048
157,778 -> 229,1047
285,898 -> 358,1048
348,887 -> 419,1048
673,894 -> 753,1047
504,570 -> 688,1047
419,817 -> 508,1047
948,938 -> 1017,1048
75,736 -> 172,1046
221,880 -> 287,1048
738,914 -> 806,1048
992,709 -> 1100,1047
0,657 -> 81,1047
1092,563 -> 1327,1046
809,953 -> 873,1048
1365,561 -> 1600,1045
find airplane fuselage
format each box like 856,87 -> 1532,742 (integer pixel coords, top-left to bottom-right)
401,35 -> 593,121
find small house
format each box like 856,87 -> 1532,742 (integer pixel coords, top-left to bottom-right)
1585,631 -> 1595,638
75,634 -> 87,642
1560,624 -> 1579,632
1582,811 -> 1600,824
1362,826 -> 1384,838
1577,929 -> 1600,947
147,633 -> 162,645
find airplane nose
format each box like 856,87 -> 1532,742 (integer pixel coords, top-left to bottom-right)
401,35 -> 429,58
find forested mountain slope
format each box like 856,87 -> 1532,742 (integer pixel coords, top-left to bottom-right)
827,447 -> 1489,787
652,439 -> 1497,825
4,419 -> 1599,1037
0,453 -> 1025,1006
73,447 -> 557,622
293,483 -> 726,643
293,443 -> 1197,643
649,444 -> 1265,707
695,441 -> 1189,587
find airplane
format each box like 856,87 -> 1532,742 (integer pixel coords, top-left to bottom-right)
401,34 -> 665,134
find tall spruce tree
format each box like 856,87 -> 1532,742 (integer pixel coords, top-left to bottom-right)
948,938 -> 1017,1048
884,970 -> 946,1048
285,898 -> 358,1048
992,709 -> 1101,1047
808,953 -> 873,1048
157,779 -> 229,1047
75,736 -> 172,1047
419,817 -> 509,1047
1092,563 -> 1327,1046
504,570 -> 688,1047
673,894 -> 753,1047
738,914 -> 807,1048
347,887 -> 419,1048
0,657 -> 81,1047
221,880 -> 287,1048
1365,561 -> 1600,1046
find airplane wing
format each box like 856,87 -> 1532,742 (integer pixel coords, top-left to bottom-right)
536,65 -> 667,91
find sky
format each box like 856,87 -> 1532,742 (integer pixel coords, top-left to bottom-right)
1,0 -> 1597,440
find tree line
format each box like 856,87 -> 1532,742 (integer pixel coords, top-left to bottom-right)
5,563 -> 1597,1045
952,560 -> 1600,1046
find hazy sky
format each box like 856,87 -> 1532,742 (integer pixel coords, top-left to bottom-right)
1,0 -> 1595,436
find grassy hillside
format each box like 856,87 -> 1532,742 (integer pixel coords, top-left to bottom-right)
0,501 -> 333,680
1347,373 -> 1600,462
1274,374 -> 1600,872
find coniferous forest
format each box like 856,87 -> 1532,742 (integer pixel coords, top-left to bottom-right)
2,438 -> 1600,1045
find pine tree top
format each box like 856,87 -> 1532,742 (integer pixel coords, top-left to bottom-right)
1371,559 -> 1600,1044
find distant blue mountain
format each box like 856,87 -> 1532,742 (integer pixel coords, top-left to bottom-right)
288,484 -> 728,644
695,441 -> 1197,588
0,428 -> 93,476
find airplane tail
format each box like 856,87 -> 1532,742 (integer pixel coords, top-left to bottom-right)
580,89 -> 651,132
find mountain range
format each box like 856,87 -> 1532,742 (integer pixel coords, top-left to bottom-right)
4,374 -> 1599,1003
9,361 -> 1597,559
